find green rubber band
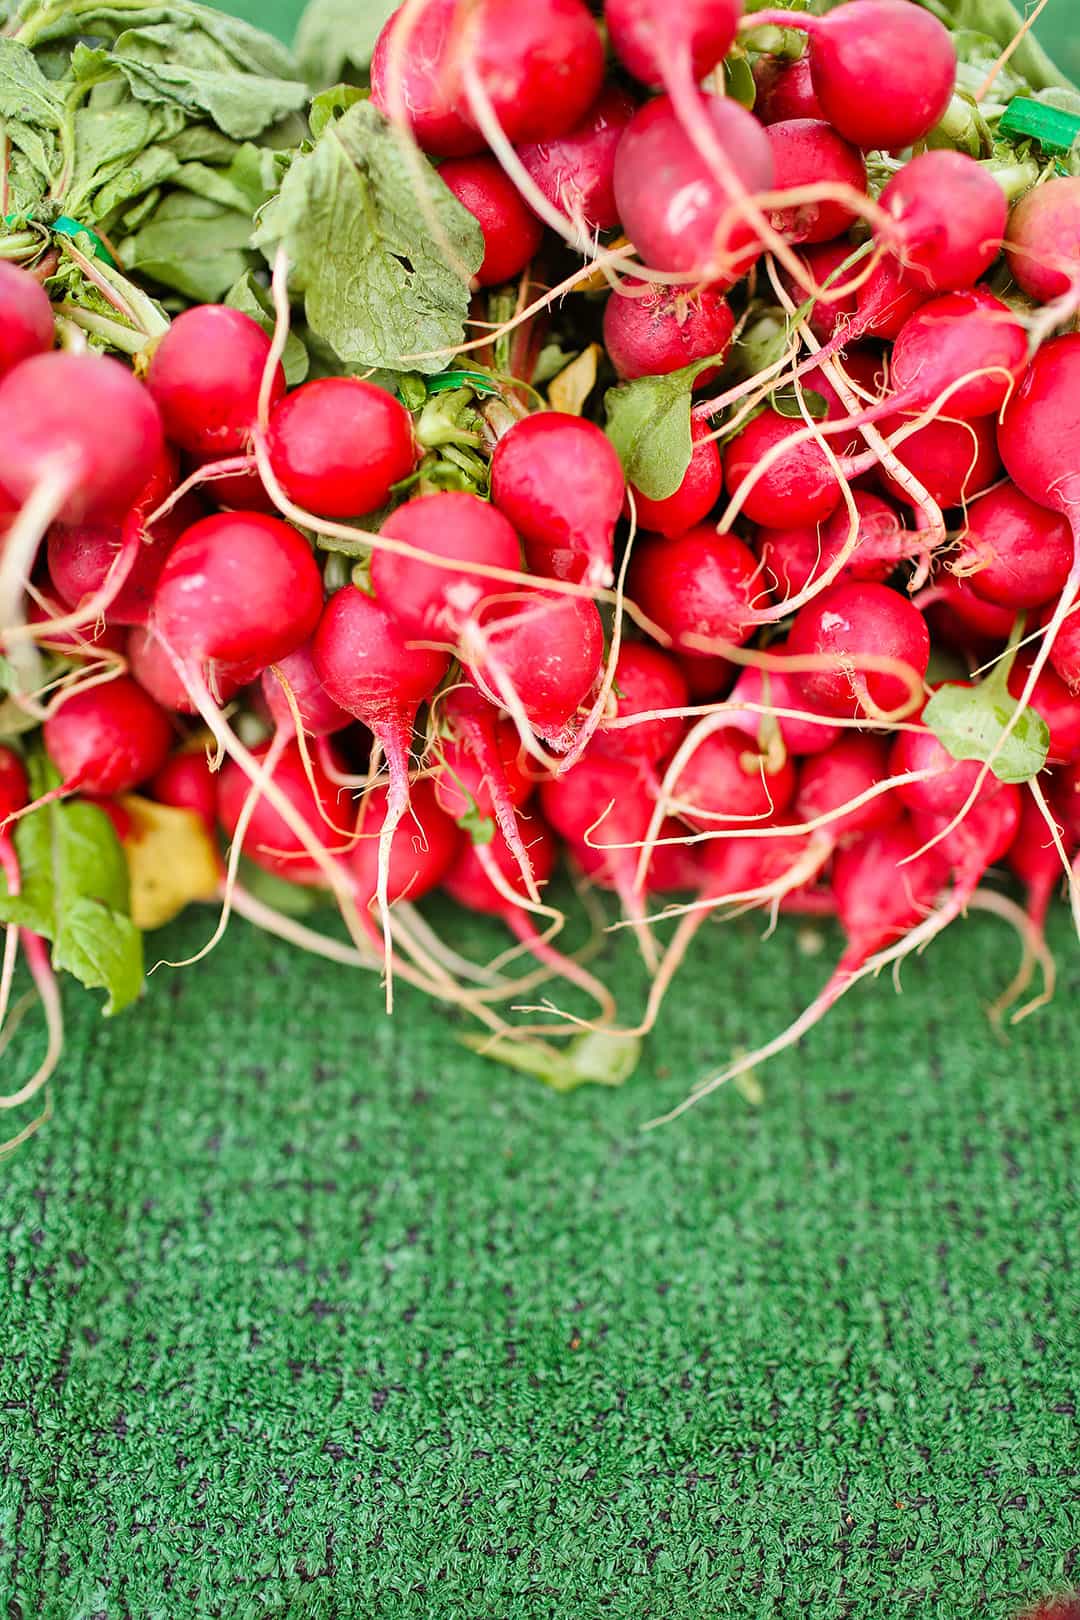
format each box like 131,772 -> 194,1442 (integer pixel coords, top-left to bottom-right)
2,211 -> 117,268
999,97 -> 1080,158
427,369 -> 501,397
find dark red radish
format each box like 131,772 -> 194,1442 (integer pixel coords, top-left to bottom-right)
753,55 -> 823,125
150,751 -> 217,830
490,413 -> 623,587
370,0 -> 606,153
146,305 -> 284,455
605,0 -> 740,86
878,411 -> 1000,510
540,755 -> 656,940
372,490 -> 522,635
188,449 -> 274,513
878,151 -> 1008,293
517,86 -> 636,232
922,574 -> 1014,655
677,652 -> 733,700
43,677 -> 172,798
592,643 -> 688,765
629,528 -> 764,654
0,749 -> 29,823
795,734 -> 900,841
0,262 -> 54,379
612,93 -> 774,282
780,241 -> 859,342
266,378 -> 415,520
128,626 -> 248,716
434,683 -> 536,886
438,156 -> 545,286
889,703 -> 1002,820
1007,177 -> 1080,304
629,423 -> 721,538
1048,606 -> 1080,692
750,1 -> 955,152
469,589 -> 604,746
1008,786 -> 1069,932
763,119 -> 866,245
218,739 -> 344,887
788,581 -> 930,720
349,779 -> 461,908
603,279 -> 735,386
756,491 -> 917,601
955,485 -> 1072,611
723,408 -> 842,530
261,643 -> 352,739
724,663 -> 842,758
671,726 -> 797,826
1007,657 -> 1080,764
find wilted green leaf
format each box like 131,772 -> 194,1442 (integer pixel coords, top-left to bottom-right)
225,268 -> 309,384
604,372 -> 694,501
295,0 -> 396,89
923,680 -> 1050,785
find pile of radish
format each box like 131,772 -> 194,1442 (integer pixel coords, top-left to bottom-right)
3,0 -> 1080,1134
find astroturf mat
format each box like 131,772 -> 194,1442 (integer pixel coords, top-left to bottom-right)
0,900 -> 1077,1618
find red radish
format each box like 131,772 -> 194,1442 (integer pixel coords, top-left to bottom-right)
878,151 -> 1008,293
150,751 -> 217,830
0,263 -> 53,379
146,305 -> 284,454
128,626 -> 247,715
998,334 -> 1080,515
438,156 -> 544,286
763,119 -> 866,245
371,490 -> 522,633
371,0 -> 605,153
787,581 -> 930,720
603,279 -> 735,387
853,254 -> 931,341
878,411 -> 1000,510
1048,606 -> 1080,692
349,779 -> 461,908
751,1 -> 955,152
469,589 -> 604,746
677,652 -> 733,700
190,449 -> 275,514
540,754 -> 655,933
1007,177 -> 1080,303
1007,657 -> 1080,764
629,528 -> 764,654
695,817 -> 816,906
885,290 -> 1026,420
218,740 -> 344,887
795,734 -> 900,841
434,683 -> 536,885
724,663 -> 842,758
516,86 -> 636,233
780,241 -> 859,341
261,643 -> 351,739
671,726 -> 797,826
922,574 -> 1013,655
1008,786 -> 1069,932
42,677 -> 172,798
153,512 -> 324,673
629,423 -> 721,537
912,784 -> 1022,935
0,749 -> 29,823
266,378 -> 415,520
954,485 -> 1072,611
605,0 -> 740,86
723,409 -> 843,530
753,55 -> 822,125
889,701 -> 1002,819
757,491 -> 917,600
490,414 -> 622,587
25,595 -> 126,658
592,643 -> 688,765
612,93 -> 774,281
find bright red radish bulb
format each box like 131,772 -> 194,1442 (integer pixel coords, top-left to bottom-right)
612,93 -> 774,281
369,0 -> 479,156
955,485 -> 1072,611
878,412 -> 1000,510
757,491 -> 914,601
0,351 -> 163,524
593,643 -> 688,765
629,528 -> 765,654
832,817 -> 949,962
25,595 -> 126,658
605,0 -> 741,86
1048,606 -> 1080,692
1007,786 -> 1069,932
603,279 -> 735,387
349,779 -> 461,908
753,55 -> 822,125
672,727 -> 797,827
1007,657 -> 1080,764
763,119 -> 866,245
788,581 -> 930,720
878,151 -> 1007,293
540,754 -> 654,928
443,818 -> 555,915
629,423 -> 721,538
190,449 -> 275,514
911,785 -> 1022,927
795,734 -> 900,841
696,817 -> 815,910
998,333 -> 1080,515
153,512 -> 324,673
0,747 -> 29,823
146,305 -> 284,455
261,643 -> 351,738
723,409 -> 842,530
43,677 -> 172,797
889,704 -> 1001,820
886,289 -> 1026,420
469,589 -> 604,746
438,157 -> 544,286
853,254 -> 930,341
150,751 -> 217,830
218,740 -> 343,887
516,86 -> 636,233
265,378 -> 415,520
725,663 -> 842,759
1007,177 -> 1080,303
434,683 -> 536,884
490,414 -> 623,587
371,490 -> 522,635
753,1 -> 955,152
127,626 -> 247,716
0,262 -> 54,379
779,241 -> 859,342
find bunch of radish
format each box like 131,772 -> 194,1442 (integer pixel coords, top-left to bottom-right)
3,0 -> 1080,1128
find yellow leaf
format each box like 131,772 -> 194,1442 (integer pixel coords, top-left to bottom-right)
548,343 -> 601,416
574,239 -> 630,293
119,795 -> 221,931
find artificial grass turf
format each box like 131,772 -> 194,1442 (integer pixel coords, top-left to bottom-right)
0,896 -> 1078,1617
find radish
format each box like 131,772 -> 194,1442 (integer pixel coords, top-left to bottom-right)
146,305 -> 285,454
757,491 -> 919,601
1007,785 -> 1069,934
725,661 -> 843,759
468,589 -> 604,747
540,754 -> 658,945
349,778 -> 461,910
671,726 -> 797,826
628,422 -> 721,537
911,784 -> 1022,943
592,643 -> 688,765
612,93 -> 774,282
878,412 -> 1000,510
628,528 -> 765,655
190,449 -> 275,514
25,596 -> 126,659
677,652 -> 733,701
0,750 -> 29,825
265,378 -> 416,520
490,414 -> 623,587
954,485 -> 1072,611
150,751 -> 217,830
41,677 -> 173,799
922,574 -> 1013,656
0,262 -> 54,379
877,151 -> 1008,293
852,254 -> 930,341
763,119 -> 866,245
605,0 -> 741,87
1048,607 -> 1080,692
889,699 -> 1003,819
885,290 -> 1026,421
437,156 -> 545,286
516,86 -> 636,233
128,626 -> 247,716
218,739 -> 344,887
787,581 -> 930,720
780,242 -> 859,342
722,408 -> 843,530
795,733 -> 900,841
1007,657 -> 1080,765
434,682 -> 537,887
603,279 -> 735,386
371,490 -> 522,632
261,643 -> 352,739
371,0 -> 606,153
1006,176 -> 1080,304
753,55 -> 822,126
749,1 -> 955,152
